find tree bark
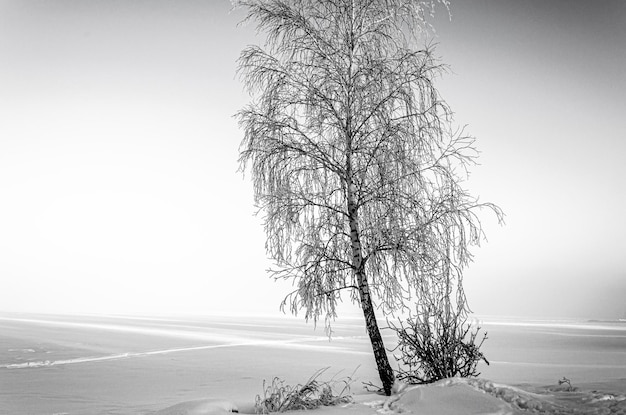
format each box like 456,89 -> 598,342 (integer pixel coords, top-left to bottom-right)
347,186 -> 395,396
356,266 -> 395,396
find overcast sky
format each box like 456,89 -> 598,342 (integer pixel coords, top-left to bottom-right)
0,0 -> 624,319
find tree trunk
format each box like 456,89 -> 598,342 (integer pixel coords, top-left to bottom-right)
356,267 -> 395,396
347,188 -> 395,396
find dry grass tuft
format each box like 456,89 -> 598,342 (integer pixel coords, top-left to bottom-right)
254,367 -> 354,413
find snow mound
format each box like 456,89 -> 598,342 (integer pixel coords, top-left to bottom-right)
387,379 -> 526,415
153,398 -> 239,415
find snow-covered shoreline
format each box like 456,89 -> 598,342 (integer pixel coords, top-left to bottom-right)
152,377 -> 626,415
1,312 -> 624,414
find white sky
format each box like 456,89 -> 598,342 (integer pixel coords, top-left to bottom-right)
0,0 -> 624,319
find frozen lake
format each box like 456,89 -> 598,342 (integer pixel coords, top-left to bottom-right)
0,312 -> 624,414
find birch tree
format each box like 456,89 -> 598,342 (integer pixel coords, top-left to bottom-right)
236,0 -> 502,396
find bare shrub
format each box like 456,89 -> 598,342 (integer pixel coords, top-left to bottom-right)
391,306 -> 489,384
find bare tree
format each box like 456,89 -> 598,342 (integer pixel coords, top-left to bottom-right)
236,0 -> 502,396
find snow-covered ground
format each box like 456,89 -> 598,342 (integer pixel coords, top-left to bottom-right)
0,313 -> 624,414
152,377 -> 626,415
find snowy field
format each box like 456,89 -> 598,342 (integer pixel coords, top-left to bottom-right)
0,312 -> 624,414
